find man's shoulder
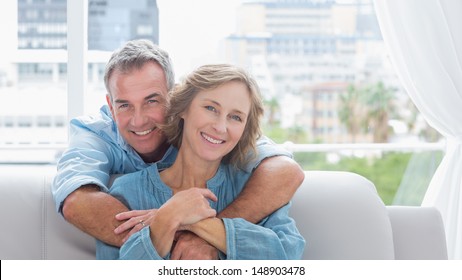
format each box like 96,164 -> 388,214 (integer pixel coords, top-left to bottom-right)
71,105 -> 114,132
69,105 -> 121,146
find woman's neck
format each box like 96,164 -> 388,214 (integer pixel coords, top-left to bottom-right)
160,149 -> 220,192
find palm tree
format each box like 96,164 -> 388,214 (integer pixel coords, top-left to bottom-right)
338,84 -> 365,143
264,97 -> 279,126
363,82 -> 395,143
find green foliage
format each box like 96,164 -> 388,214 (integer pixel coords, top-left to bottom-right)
294,151 -> 443,205
263,124 -> 287,144
393,151 -> 444,205
263,124 -> 308,144
261,87 -> 444,205
338,82 -> 396,143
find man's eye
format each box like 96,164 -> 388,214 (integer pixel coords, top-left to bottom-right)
147,99 -> 159,104
118,104 -> 129,109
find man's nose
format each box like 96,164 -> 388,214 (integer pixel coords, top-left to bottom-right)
130,108 -> 148,127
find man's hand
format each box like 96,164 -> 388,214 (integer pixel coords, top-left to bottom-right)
170,231 -> 219,260
114,209 -> 158,243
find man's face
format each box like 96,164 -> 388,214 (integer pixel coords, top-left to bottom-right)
106,62 -> 169,162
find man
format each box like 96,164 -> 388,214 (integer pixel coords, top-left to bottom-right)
52,39 -> 304,259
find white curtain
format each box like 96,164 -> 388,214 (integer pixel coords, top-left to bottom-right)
374,0 -> 462,259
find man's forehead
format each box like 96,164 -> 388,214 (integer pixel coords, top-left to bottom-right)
109,66 -> 168,93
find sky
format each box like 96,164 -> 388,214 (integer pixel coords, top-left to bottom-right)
156,0 -> 243,80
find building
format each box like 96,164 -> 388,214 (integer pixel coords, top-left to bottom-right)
18,0 -> 159,51
224,0 -> 401,143
15,0 -> 159,84
88,0 -> 159,51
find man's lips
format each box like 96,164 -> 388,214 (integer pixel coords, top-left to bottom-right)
132,128 -> 154,136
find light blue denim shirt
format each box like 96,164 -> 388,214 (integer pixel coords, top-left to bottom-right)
52,105 -> 292,214
97,162 -> 305,260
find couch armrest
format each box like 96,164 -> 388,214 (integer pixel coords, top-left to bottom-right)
0,164 -> 95,260
387,206 -> 448,260
291,171 -> 395,260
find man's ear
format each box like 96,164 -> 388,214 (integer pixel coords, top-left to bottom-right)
106,94 -> 115,117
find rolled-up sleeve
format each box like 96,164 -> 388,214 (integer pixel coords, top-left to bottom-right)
242,136 -> 293,173
119,227 -> 166,260
52,123 -> 113,214
222,202 -> 305,260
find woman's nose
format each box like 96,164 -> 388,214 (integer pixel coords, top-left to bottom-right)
212,117 -> 227,134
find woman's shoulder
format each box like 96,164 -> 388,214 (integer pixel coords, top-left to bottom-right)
208,163 -> 246,191
109,164 -> 158,193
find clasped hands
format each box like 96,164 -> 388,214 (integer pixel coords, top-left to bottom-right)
113,188 -> 219,260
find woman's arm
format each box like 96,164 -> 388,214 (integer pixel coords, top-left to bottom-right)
102,181 -> 218,259
149,188 -> 218,257
190,203 -> 305,260
186,218 -> 227,253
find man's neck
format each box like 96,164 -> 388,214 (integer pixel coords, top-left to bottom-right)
140,141 -> 170,163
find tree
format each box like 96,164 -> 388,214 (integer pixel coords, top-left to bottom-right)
338,82 -> 396,143
264,97 -> 279,126
401,99 -> 442,142
338,84 -> 366,143
363,82 -> 395,143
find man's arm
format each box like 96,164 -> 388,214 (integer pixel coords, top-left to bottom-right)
55,118 -> 156,247
62,185 -> 128,247
218,155 -> 304,222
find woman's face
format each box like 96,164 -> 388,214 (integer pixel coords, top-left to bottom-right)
181,81 -> 251,164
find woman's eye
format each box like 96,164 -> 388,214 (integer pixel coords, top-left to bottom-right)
231,115 -> 242,122
205,105 -> 216,112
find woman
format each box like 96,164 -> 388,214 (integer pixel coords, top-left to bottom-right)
97,64 -> 305,259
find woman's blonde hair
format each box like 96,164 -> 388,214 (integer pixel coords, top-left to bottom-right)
162,64 -> 264,167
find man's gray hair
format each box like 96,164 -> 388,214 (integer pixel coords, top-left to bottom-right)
104,39 -> 175,99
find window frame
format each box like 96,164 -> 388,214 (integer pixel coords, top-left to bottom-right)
66,0 -> 87,123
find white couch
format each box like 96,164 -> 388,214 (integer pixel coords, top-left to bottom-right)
0,164 -> 448,260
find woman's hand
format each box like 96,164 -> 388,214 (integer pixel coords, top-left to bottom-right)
113,209 -> 158,243
160,188 -> 218,227
149,188 -> 217,257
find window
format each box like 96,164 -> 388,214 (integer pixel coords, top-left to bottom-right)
0,0 -> 443,206
37,115 -> 52,127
